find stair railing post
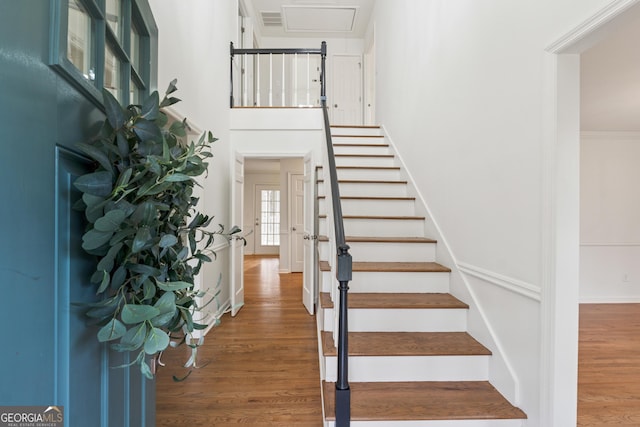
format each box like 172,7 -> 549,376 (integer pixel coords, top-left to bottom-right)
335,244 -> 351,427
230,41 -> 235,108
320,41 -> 327,103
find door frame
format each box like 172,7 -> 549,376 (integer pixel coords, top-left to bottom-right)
542,1 -> 640,425
230,151 -> 314,296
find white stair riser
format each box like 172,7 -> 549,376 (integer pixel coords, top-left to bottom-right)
319,198 -> 415,216
335,155 -> 396,168
319,240 -> 436,263
319,217 -> 424,238
320,270 -> 450,294
333,145 -> 390,155
325,420 -> 525,427
318,182 -> 408,198
317,167 -> 402,181
323,355 -> 489,382
321,308 -> 467,332
331,128 -> 381,137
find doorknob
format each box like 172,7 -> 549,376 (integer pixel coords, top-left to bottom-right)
292,227 -> 297,231
303,234 -> 310,240
334,104 -> 338,108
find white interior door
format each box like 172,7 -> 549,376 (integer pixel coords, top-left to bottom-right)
230,153 -> 245,316
290,173 -> 304,273
254,184 -> 280,255
331,54 -> 363,125
302,155 -> 316,314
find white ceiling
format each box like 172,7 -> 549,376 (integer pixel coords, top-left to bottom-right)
581,5 -> 640,131
244,0 -> 374,39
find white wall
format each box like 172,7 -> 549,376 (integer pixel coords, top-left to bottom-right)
580,132 -> 640,302
371,1 -> 612,425
231,108 -> 324,272
149,0 -> 238,319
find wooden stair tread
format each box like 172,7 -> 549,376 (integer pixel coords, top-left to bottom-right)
331,125 -> 381,129
317,179 -> 408,184
317,166 -> 401,170
319,260 -> 450,273
321,331 -> 491,356
335,153 -> 394,158
318,235 -> 436,244
333,143 -> 389,147
317,196 -> 415,201
322,381 -> 527,421
319,292 -> 467,309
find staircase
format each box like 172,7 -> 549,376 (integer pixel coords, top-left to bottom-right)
317,125 -> 527,426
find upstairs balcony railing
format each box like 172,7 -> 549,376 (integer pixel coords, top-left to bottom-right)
230,42 -> 352,426
230,42 -> 323,108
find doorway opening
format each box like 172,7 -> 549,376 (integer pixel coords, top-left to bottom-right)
545,2 -> 640,425
242,157 -> 305,273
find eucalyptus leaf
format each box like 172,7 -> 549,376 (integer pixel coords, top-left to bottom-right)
132,227 -> 152,253
82,229 -> 114,251
121,304 -> 160,324
97,318 -> 126,342
121,322 -> 148,350
96,270 -> 110,294
144,327 -> 170,354
142,279 -> 156,300
103,88 -> 126,129
156,280 -> 192,292
94,209 -> 126,232
77,142 -> 113,174
159,234 -> 178,248
164,173 -> 191,182
140,359 -> 154,380
74,171 -> 113,197
141,91 -> 160,120
133,118 -> 162,142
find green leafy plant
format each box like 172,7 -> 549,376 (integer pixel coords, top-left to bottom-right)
73,80 -> 239,379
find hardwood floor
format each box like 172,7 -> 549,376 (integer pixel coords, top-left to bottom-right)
578,303 -> 640,427
156,255 -> 323,426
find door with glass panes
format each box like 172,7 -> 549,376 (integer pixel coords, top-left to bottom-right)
254,185 -> 281,255
0,1 -> 157,425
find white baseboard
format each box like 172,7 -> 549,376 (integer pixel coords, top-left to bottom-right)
580,296 -> 640,304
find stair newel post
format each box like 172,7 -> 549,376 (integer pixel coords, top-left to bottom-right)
336,243 -> 351,427
229,41 -> 235,108
320,41 -> 327,103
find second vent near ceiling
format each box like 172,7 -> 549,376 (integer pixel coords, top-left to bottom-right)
261,11 -> 283,27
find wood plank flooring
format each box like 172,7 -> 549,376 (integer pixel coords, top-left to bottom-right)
578,303 -> 640,427
155,255 -> 322,426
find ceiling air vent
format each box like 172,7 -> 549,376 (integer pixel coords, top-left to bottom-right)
261,11 -> 282,27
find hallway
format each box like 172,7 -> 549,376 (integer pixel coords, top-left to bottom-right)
156,255 -> 323,426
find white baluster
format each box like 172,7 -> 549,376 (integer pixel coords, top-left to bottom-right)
306,53 -> 310,106
294,53 -> 298,107
256,53 -> 261,107
242,54 -> 248,107
281,54 -> 285,107
269,53 -> 273,107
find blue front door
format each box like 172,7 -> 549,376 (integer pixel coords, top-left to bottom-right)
0,2 -> 156,425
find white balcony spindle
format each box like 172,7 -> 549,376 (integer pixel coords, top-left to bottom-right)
281,54 -> 285,107
256,53 -> 261,107
306,53 -> 310,106
294,53 -> 298,107
242,54 -> 248,107
269,53 -> 273,107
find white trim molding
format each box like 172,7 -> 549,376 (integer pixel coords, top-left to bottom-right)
457,262 -> 542,302
581,242 -> 640,247
581,296 -> 640,304
581,130 -> 640,140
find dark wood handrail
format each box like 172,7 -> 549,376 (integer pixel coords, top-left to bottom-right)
319,42 -> 351,427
